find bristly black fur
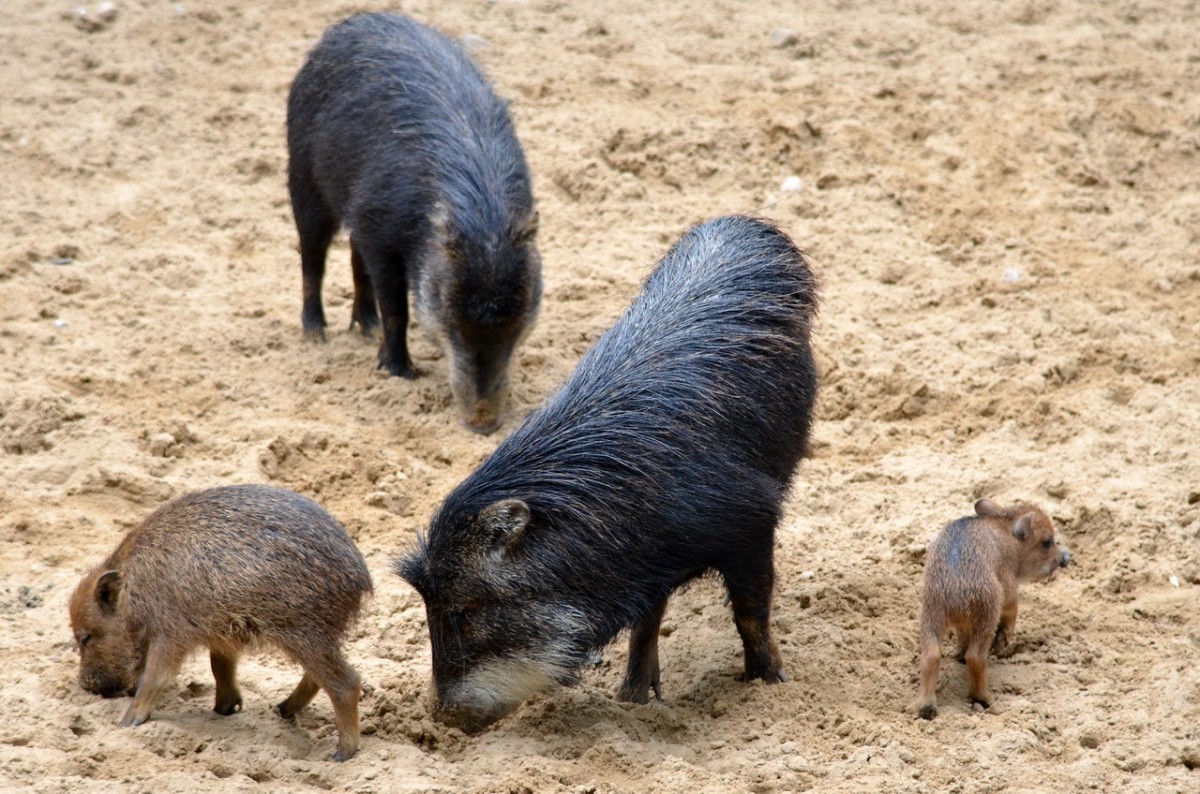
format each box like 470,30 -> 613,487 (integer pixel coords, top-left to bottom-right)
403,215 -> 819,718
287,12 -> 541,426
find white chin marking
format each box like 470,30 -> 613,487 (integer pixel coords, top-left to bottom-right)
446,654 -> 564,718
443,607 -> 590,720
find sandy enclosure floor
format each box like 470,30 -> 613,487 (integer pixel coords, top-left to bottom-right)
2,0 -> 1199,792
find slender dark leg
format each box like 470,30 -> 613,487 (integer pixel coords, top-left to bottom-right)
360,244 -> 415,379
349,237 -> 379,337
617,598 -> 668,703
211,646 -> 243,715
289,168 -> 337,341
721,547 -> 786,684
276,672 -> 320,718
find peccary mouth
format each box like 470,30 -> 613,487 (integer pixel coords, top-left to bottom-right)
434,635 -> 589,731
435,654 -> 566,731
433,699 -> 514,734
83,676 -> 133,699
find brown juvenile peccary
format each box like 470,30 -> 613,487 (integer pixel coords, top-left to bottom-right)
915,499 -> 1071,719
69,484 -> 373,761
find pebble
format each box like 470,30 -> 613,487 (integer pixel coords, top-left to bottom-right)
1002,267 -> 1021,283
770,28 -> 799,48
780,175 -> 803,193
72,2 -> 118,32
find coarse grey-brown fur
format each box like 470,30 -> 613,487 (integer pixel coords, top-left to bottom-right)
68,484 -> 372,761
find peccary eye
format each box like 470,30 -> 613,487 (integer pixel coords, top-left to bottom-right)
1041,539 -> 1053,549
78,634 -> 91,648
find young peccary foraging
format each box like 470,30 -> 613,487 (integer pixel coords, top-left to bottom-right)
916,499 -> 1071,719
397,215 -> 819,731
287,13 -> 542,434
69,485 -> 373,761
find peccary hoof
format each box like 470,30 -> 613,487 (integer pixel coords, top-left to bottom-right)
331,745 -> 357,762
741,666 -> 788,684
919,704 -> 937,720
616,678 -> 662,705
375,352 -> 416,380
118,710 -> 148,728
214,694 -> 243,716
350,310 -> 379,338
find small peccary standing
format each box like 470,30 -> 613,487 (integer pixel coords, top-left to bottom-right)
916,499 -> 1071,719
69,484 -> 373,760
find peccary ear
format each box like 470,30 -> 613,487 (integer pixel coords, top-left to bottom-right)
480,498 -> 530,559
95,570 -> 121,614
1012,515 -> 1032,541
975,499 -> 1002,517
516,210 -> 539,243
394,553 -> 424,593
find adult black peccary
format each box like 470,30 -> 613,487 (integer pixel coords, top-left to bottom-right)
287,12 -> 542,434
397,215 -> 819,730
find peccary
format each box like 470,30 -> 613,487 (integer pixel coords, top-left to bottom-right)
398,215 -> 819,730
69,484 -> 373,760
916,499 -> 1071,719
287,12 -> 542,434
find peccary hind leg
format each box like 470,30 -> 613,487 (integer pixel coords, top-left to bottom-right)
279,634 -> 362,762
722,547 -> 786,684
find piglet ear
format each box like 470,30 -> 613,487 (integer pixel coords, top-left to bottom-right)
480,498 -> 531,560
1012,515 -> 1032,542
975,499 -> 1002,517
95,570 -> 121,614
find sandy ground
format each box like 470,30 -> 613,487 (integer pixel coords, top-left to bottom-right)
2,0 -> 1199,791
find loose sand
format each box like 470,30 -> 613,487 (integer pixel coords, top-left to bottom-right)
1,0 -> 1198,791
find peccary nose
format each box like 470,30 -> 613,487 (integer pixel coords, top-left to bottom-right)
1060,548 -> 1072,568
433,701 -> 501,734
83,676 -> 128,698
